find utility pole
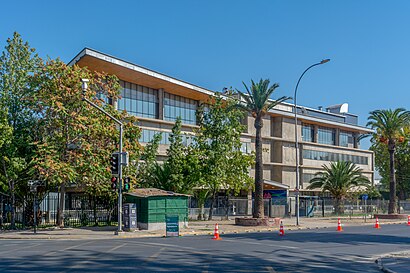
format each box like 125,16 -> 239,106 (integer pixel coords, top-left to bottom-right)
81,79 -> 126,234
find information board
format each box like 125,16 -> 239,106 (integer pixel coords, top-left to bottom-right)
166,215 -> 179,237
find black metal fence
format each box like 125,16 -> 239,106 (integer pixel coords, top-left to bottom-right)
64,194 -> 117,227
188,196 -> 410,220
0,192 -> 117,230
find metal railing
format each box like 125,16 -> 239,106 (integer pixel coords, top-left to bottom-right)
0,193 -> 117,230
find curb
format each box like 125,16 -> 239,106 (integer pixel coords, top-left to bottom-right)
0,220 -> 407,240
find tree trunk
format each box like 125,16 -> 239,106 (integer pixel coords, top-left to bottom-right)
224,194 -> 230,220
253,115 -> 264,218
0,194 -> 3,227
388,143 -> 397,214
2,158 -> 16,229
197,204 -> 204,221
57,184 -> 65,227
208,190 -> 216,221
334,198 -> 344,215
93,195 -> 98,226
197,197 -> 205,221
10,180 -> 16,229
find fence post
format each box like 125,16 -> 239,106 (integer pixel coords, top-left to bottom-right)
322,198 -> 325,217
289,198 -> 292,218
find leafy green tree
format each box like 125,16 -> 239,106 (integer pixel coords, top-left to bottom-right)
194,189 -> 209,220
370,128 -> 410,200
236,79 -> 290,218
138,133 -> 162,188
0,32 -> 41,228
166,117 -> 185,191
150,162 -> 172,190
367,108 -> 410,213
307,161 -> 370,214
0,105 -> 11,150
196,94 -> 254,220
32,59 -> 141,227
143,118 -> 199,194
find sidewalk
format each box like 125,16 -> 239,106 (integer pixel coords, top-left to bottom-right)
0,216 -> 406,240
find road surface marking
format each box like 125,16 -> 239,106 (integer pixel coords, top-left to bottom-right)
42,240 -> 95,256
0,243 -> 41,255
58,242 -> 127,273
145,247 -> 165,262
266,266 -> 276,273
221,238 -> 298,249
128,241 -> 209,255
108,242 -> 127,253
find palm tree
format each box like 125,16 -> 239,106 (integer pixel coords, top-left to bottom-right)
236,79 -> 290,218
367,108 -> 410,214
307,161 -> 370,214
150,162 -> 173,191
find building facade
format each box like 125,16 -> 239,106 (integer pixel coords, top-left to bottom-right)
69,48 -> 374,197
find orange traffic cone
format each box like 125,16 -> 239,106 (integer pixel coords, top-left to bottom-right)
407,215 -> 410,226
374,217 -> 381,229
279,221 -> 285,236
337,218 -> 343,232
212,223 -> 221,240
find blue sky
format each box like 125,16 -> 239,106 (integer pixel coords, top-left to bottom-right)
1,1 -> 409,150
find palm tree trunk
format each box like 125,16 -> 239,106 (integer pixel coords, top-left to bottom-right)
253,115 -> 264,219
334,198 -> 344,215
388,144 -> 397,214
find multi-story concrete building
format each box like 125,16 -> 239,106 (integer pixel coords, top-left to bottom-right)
69,48 -> 374,199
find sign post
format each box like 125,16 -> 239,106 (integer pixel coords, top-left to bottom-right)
166,215 -> 179,237
362,194 -> 368,223
28,180 -> 42,234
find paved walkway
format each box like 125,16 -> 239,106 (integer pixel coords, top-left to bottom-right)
0,216 -> 406,240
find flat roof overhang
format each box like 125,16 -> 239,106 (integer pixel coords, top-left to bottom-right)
263,180 -> 289,190
69,48 -> 214,102
69,48 -> 373,134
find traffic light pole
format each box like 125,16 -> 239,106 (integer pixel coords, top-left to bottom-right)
81,79 -> 124,234
118,124 -> 123,233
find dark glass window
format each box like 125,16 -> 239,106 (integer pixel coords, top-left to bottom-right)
302,124 -> 314,142
340,131 -> 354,147
302,173 -> 316,183
302,149 -> 368,165
318,127 -> 336,145
164,93 -> 197,124
139,129 -> 195,146
117,81 -> 158,119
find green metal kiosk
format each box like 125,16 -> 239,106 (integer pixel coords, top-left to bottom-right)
124,188 -> 189,231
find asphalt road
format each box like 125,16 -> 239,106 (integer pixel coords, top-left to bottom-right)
1,224 -> 409,273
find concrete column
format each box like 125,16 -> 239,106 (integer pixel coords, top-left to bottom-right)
353,133 -> 359,148
335,128 -> 340,146
158,88 -> 164,120
314,125 -> 319,143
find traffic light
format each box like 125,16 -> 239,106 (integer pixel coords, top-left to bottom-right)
123,177 -> 131,192
111,177 -> 117,191
110,153 -> 120,176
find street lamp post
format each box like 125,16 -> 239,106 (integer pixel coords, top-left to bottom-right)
294,59 -> 330,226
81,79 -> 125,234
